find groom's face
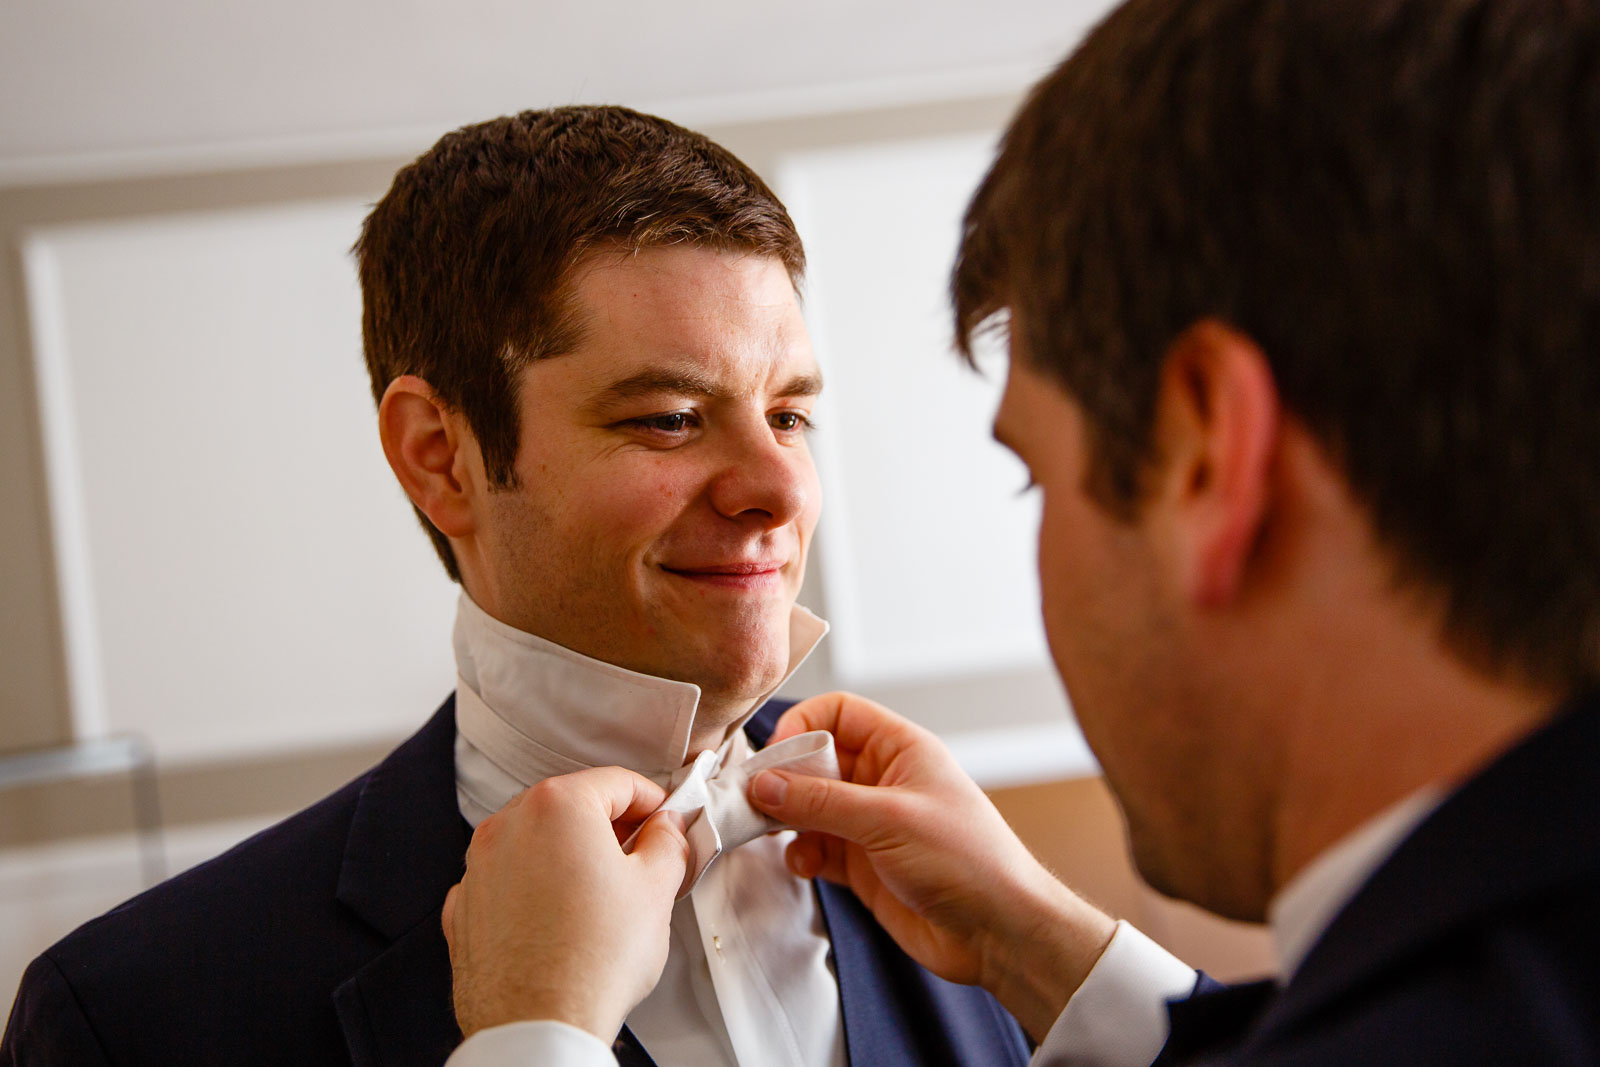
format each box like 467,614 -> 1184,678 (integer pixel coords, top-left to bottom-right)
472,244 -> 823,705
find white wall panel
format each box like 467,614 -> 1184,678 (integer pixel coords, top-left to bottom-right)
23,200 -> 458,762
779,132 -> 1051,686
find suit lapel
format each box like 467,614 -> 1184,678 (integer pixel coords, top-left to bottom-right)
332,697 -> 473,1066
331,695 -> 663,1066
749,699 -> 1029,1066
815,879 -> 922,1063
814,880 -> 1030,1066
610,1027 -> 659,1067
748,704 -> 919,1062
334,921 -> 459,1067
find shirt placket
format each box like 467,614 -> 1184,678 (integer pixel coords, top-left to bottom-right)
690,847 -> 810,1067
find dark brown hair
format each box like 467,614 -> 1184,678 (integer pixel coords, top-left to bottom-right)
956,0 -> 1600,687
355,105 -> 805,580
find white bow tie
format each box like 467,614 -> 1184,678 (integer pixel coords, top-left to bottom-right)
627,730 -> 840,897
454,675 -> 839,895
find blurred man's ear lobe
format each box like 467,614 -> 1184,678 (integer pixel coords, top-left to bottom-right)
1156,320 -> 1281,607
378,375 -> 478,540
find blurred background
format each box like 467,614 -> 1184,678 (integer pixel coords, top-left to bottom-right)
0,0 -> 1272,1005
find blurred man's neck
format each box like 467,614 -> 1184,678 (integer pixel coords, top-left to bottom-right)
1266,619 -> 1561,900
1202,428 -> 1565,914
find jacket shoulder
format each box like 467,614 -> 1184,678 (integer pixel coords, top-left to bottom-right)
4,700 -> 460,1065
11,771 -> 377,1065
1259,886 -> 1600,1064
1,953 -> 112,1066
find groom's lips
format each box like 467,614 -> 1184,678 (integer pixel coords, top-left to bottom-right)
660,560 -> 787,590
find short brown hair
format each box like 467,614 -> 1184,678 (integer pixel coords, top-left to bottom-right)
956,0 -> 1600,688
356,106 -> 805,580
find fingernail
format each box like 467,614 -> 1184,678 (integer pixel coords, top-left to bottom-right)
751,771 -> 788,807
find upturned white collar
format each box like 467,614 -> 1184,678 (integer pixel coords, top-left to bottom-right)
451,592 -> 828,822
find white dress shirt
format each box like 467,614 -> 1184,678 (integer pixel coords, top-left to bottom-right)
445,593 -> 844,1067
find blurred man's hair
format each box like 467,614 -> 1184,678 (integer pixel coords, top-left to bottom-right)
955,0 -> 1600,688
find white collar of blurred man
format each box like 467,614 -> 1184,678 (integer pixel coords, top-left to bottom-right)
379,245 -> 825,757
451,589 -> 827,825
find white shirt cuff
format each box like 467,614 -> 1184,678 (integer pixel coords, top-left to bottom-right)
445,1020 -> 619,1067
1031,920 -> 1198,1067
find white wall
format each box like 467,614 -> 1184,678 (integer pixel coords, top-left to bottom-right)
23,200 -> 460,761
781,131 -> 1048,688
0,0 -> 1112,179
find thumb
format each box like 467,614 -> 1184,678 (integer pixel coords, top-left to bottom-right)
750,770 -> 904,847
629,809 -> 690,896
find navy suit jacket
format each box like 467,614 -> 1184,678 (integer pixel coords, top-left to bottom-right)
2,697 -> 1028,1066
1157,690 -> 1600,1065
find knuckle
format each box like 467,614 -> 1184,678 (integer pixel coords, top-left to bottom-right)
659,812 -> 688,842
471,809 -> 511,850
522,777 -> 570,814
797,776 -> 833,821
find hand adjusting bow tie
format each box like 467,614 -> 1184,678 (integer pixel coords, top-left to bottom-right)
626,731 -> 840,898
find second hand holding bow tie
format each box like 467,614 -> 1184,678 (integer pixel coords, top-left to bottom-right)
625,731 -> 841,898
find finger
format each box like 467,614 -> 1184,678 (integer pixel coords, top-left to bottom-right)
786,833 -> 871,893
770,692 -> 928,763
562,765 -> 671,825
749,768 -> 913,846
785,832 -> 826,879
630,810 -> 691,897
768,692 -> 850,745
461,809 -> 503,870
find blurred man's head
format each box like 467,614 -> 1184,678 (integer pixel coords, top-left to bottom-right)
357,107 -> 820,725
960,0 -> 1600,916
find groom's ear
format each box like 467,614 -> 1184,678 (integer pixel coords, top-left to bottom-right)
378,375 -> 482,540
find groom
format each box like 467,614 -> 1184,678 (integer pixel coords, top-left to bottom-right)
0,106 -> 1033,1066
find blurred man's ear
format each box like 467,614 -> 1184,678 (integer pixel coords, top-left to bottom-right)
1153,320 -> 1281,607
378,375 -> 479,541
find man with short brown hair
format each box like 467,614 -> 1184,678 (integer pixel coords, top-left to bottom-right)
355,106 -> 808,585
0,106 -> 1028,1067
